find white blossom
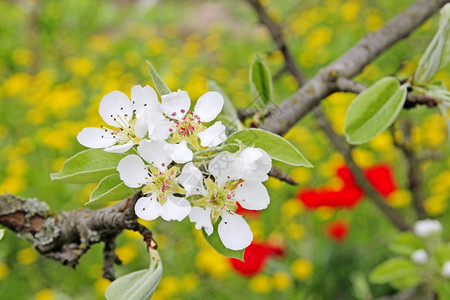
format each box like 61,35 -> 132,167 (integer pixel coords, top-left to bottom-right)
411,249 -> 428,265
413,219 -> 442,237
442,261 -> 450,278
161,90 -> 227,151
116,154 -> 190,221
77,85 -> 171,153
179,150 -> 271,251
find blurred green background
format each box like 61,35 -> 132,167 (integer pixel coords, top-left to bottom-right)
0,0 -> 449,299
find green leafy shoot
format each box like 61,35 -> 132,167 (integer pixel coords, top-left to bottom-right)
414,3 -> 450,83
146,60 -> 171,95
249,53 -> 273,107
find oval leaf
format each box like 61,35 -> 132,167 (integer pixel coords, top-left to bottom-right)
433,244 -> 450,265
225,128 -> 312,167
50,149 -> 128,184
344,77 -> 407,144
250,54 -> 273,107
202,221 -> 244,260
87,173 -> 139,205
105,261 -> 163,300
388,232 -> 424,256
146,60 -> 171,96
369,257 -> 419,288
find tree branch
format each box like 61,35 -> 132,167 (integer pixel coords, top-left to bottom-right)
261,0 -> 449,135
0,192 -> 154,280
245,0 -> 412,231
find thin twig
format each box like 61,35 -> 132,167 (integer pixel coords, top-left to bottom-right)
268,167 -> 298,185
314,108 -> 411,231
102,234 -> 122,281
244,0 -> 305,86
392,121 -> 427,220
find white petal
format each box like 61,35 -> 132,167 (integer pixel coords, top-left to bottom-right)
189,206 -> 213,235
178,162 -> 205,196
134,110 -> 149,138
208,153 -> 242,185
239,148 -> 272,182
161,90 -> 190,120
442,261 -> 450,278
135,196 -> 161,221
148,113 -> 174,141
117,155 -> 150,188
137,140 -> 172,170
194,91 -> 224,122
77,127 -> 116,149
160,195 -> 191,221
164,140 -> 193,164
218,213 -> 253,250
234,181 -> 270,210
198,121 -> 227,147
99,91 -> 133,127
104,142 -> 135,153
131,85 -> 161,114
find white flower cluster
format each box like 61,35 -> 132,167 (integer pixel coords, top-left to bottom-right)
77,85 -> 272,250
413,219 -> 442,238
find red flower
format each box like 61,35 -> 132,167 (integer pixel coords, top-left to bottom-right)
229,242 -> 285,276
326,220 -> 349,242
297,186 -> 363,209
297,164 -> 396,209
364,165 -> 396,197
235,202 -> 261,218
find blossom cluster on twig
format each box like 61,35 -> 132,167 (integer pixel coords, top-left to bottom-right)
77,85 -> 272,250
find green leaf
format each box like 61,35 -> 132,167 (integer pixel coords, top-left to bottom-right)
208,80 -> 242,131
414,4 -> 450,82
350,272 -> 372,300
202,220 -> 245,260
50,149 -> 128,184
249,54 -> 273,107
369,257 -> 420,290
344,77 -> 407,144
87,173 -> 139,205
105,259 -> 163,300
146,60 -> 171,95
436,282 -> 450,300
434,244 -> 450,265
388,232 -> 424,256
224,128 -> 312,167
